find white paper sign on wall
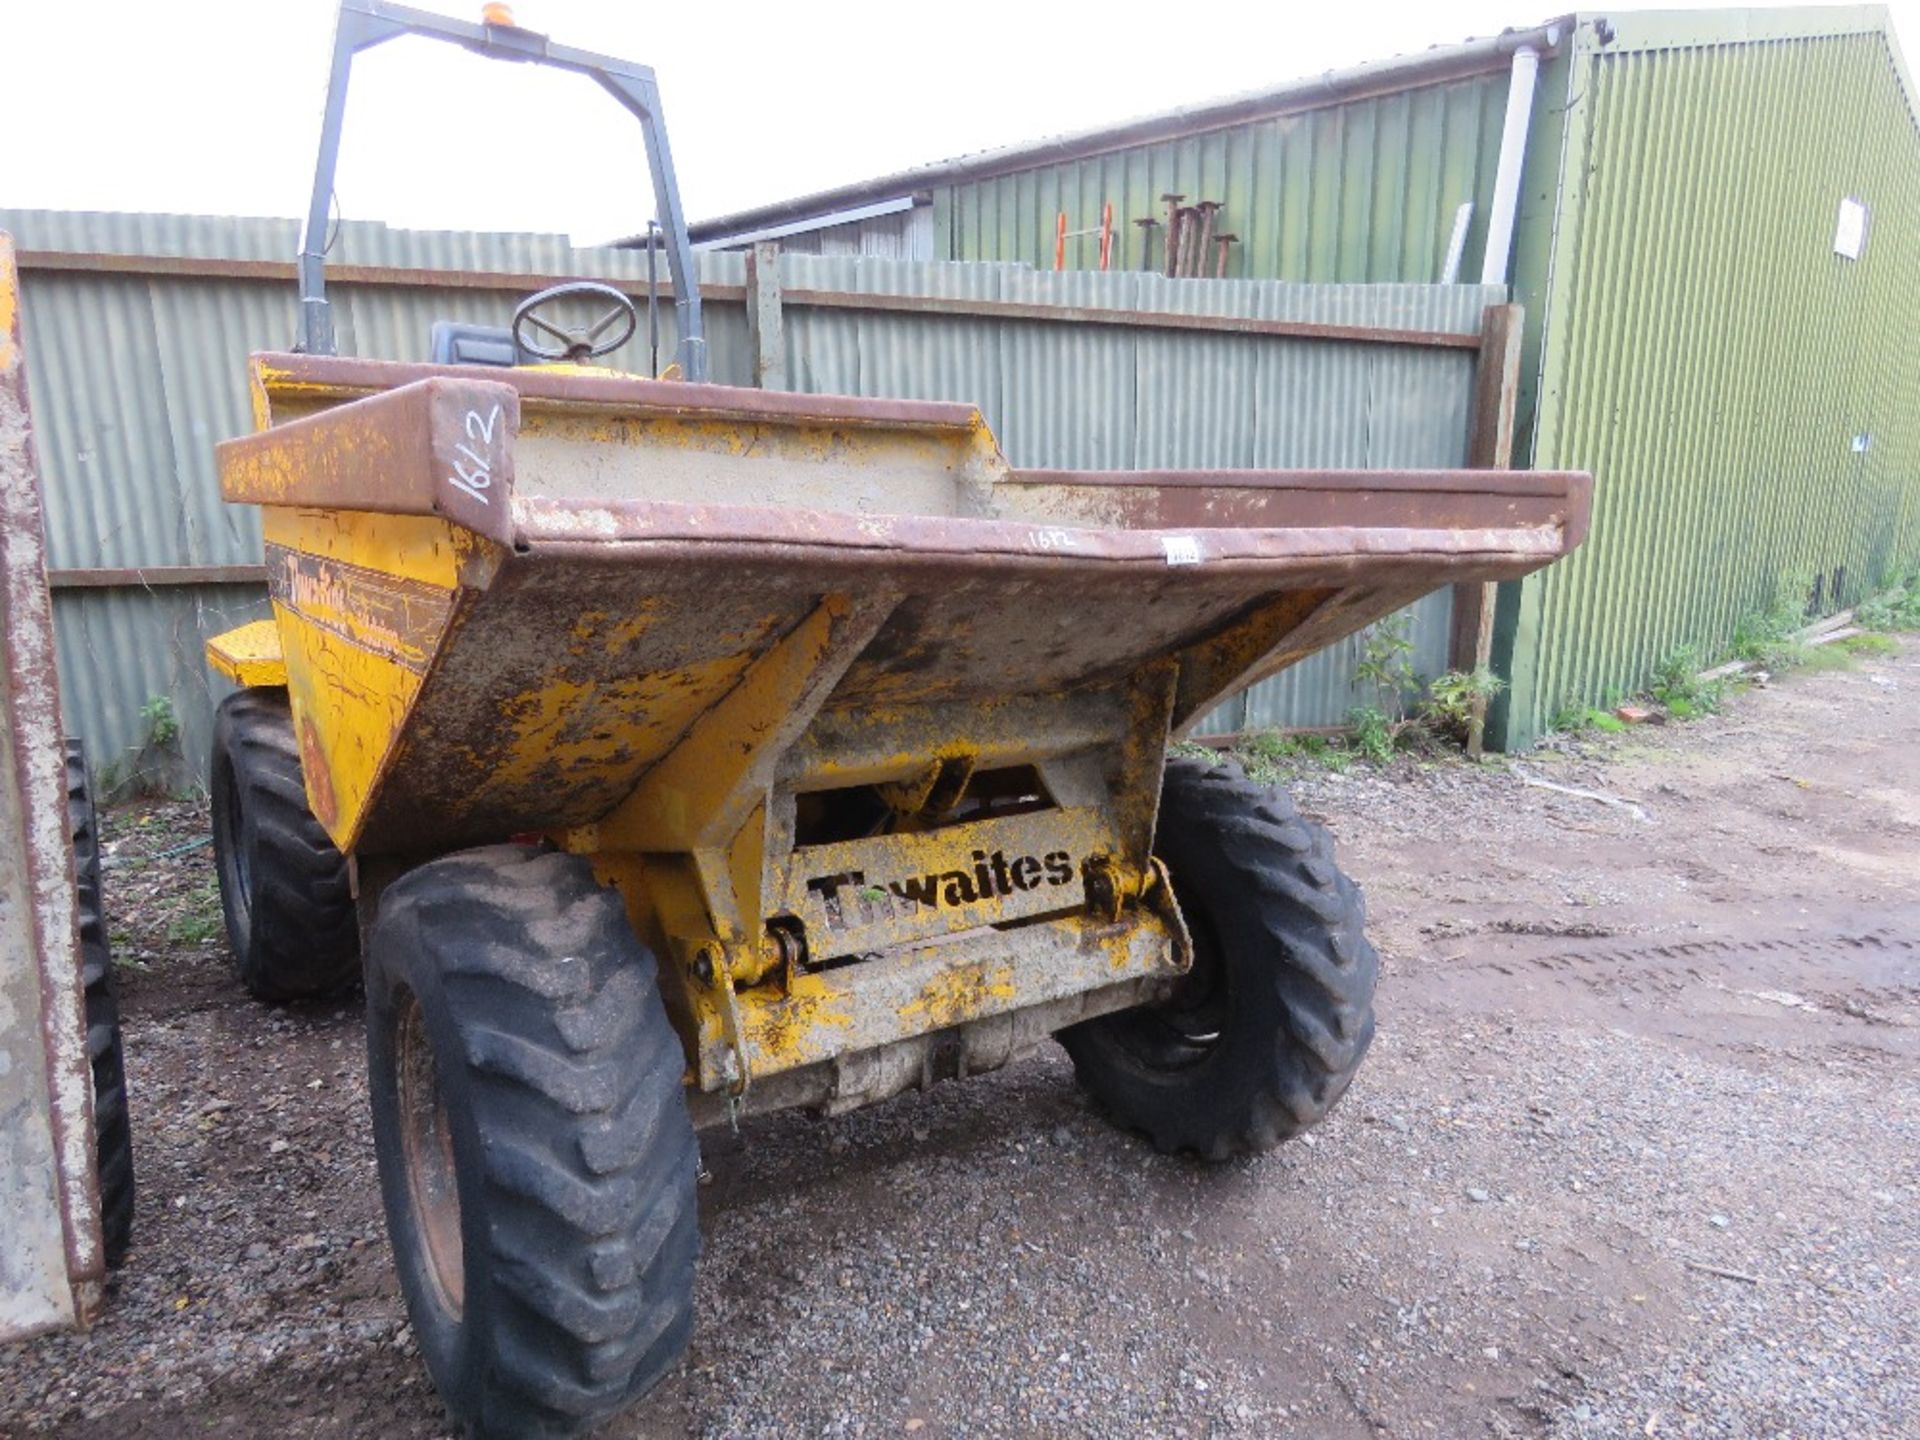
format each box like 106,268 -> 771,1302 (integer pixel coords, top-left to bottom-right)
1834,197 -> 1868,260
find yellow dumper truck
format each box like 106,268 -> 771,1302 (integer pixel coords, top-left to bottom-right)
203,5 -> 1590,1435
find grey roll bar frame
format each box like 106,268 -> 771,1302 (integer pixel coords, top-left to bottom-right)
295,0 -> 707,381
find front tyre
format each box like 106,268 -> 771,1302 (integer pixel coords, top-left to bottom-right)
1060,759 -> 1378,1160
209,688 -> 358,1001
366,845 -> 700,1440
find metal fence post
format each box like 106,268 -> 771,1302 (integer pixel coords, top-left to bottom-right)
1449,301 -> 1525,755
746,242 -> 784,389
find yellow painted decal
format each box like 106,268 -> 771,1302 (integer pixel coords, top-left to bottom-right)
265,543 -> 452,675
260,506 -> 486,591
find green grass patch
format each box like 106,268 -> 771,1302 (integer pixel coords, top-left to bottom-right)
1195,728 -> 1360,782
1795,643 -> 1858,672
1839,632 -> 1900,657
165,879 -> 225,947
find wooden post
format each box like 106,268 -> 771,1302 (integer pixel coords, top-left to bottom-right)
1449,302 -> 1525,755
745,241 -> 784,389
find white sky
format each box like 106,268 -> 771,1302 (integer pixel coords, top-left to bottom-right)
3,1 -> 1914,244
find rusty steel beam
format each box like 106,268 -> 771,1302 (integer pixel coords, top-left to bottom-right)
16,251 -> 1484,352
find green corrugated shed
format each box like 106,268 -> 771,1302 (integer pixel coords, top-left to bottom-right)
938,72 -> 1515,283
694,7 -> 1920,749
1495,7 -> 1920,745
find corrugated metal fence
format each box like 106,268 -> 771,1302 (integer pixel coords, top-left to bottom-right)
1,209 -> 1500,787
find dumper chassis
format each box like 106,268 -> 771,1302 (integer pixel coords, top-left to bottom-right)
200,5 -> 1592,1436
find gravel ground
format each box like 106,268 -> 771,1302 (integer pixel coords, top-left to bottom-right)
2,639 -> 1914,1439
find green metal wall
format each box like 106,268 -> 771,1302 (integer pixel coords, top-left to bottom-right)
935,71 -> 1514,283
1497,17 -> 1920,746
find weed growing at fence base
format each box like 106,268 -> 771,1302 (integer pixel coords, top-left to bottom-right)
1421,667 -> 1505,744
1857,571 -> 1920,632
1650,646 -> 1725,718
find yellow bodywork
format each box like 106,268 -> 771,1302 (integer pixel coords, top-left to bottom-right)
205,619 -> 288,688
200,344 -> 1591,1122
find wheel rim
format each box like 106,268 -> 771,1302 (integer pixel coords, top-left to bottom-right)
394,988 -> 464,1318
1108,907 -> 1230,1072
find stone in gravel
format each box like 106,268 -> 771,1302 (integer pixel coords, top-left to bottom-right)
1709,1214 -> 1730,1229
1467,1188 -> 1491,1203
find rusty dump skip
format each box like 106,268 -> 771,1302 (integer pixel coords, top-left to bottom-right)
219,352 -> 1589,861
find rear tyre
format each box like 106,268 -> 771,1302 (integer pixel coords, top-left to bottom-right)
366,845 -> 700,1440
1059,758 -> 1378,1160
210,688 -> 358,1001
67,739 -> 134,1267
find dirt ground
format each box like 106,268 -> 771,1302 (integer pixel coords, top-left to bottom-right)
3,641 -> 1915,1440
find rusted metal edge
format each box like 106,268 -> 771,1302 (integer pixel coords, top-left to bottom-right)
18,253 -> 1483,351
0,232 -> 103,1329
251,353 -> 989,434
1005,467 -> 1579,497
511,499 -> 1575,574
222,377 -> 520,547
46,564 -> 267,589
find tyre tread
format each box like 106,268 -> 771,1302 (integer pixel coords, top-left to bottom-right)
66,739 -> 134,1266
210,688 -> 358,1001
371,846 -> 698,1439
1062,757 -> 1378,1159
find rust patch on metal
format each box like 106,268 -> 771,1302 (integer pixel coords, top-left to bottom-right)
221,377 -> 519,547
300,714 -> 339,830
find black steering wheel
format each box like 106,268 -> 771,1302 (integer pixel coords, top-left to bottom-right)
511,281 -> 639,363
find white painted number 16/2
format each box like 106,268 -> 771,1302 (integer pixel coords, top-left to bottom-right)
448,404 -> 503,505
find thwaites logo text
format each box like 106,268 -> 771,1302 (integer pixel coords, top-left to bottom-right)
806,849 -> 1077,932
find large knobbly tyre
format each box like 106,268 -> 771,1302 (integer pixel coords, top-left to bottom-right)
366,845 -> 700,1440
210,687 -> 358,1001
67,739 -> 134,1267
1060,758 -> 1378,1160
